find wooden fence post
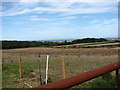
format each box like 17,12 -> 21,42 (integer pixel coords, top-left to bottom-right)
62,56 -> 66,79
18,56 -> 23,78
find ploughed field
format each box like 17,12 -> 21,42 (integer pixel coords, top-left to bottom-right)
2,47 -> 118,88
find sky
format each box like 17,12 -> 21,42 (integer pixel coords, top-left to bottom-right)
1,0 -> 119,41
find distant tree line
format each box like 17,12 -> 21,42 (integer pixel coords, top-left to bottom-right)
2,38 -> 108,49
2,41 -> 59,49
72,38 -> 107,43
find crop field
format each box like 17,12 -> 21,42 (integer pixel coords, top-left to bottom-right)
54,42 -> 119,48
2,47 -> 119,88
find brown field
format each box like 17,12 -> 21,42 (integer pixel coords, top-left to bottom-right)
2,47 -> 119,56
54,42 -> 119,48
2,47 -> 119,88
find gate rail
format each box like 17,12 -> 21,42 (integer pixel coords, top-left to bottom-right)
32,62 -> 120,89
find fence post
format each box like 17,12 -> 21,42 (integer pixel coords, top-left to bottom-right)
116,69 -> 120,90
38,55 -> 43,85
62,56 -> 66,79
18,56 -> 23,78
32,62 -> 120,89
46,55 -> 49,84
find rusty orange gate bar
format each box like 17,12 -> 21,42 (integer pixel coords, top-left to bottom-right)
31,62 -> 120,89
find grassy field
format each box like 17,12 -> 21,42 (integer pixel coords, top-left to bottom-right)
2,47 -> 119,88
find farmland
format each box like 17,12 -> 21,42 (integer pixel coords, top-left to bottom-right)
54,42 -> 119,48
2,0 -> 119,88
3,38 -> 119,49
2,46 -> 119,88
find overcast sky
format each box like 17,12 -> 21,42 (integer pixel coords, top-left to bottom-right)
1,0 -> 119,40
